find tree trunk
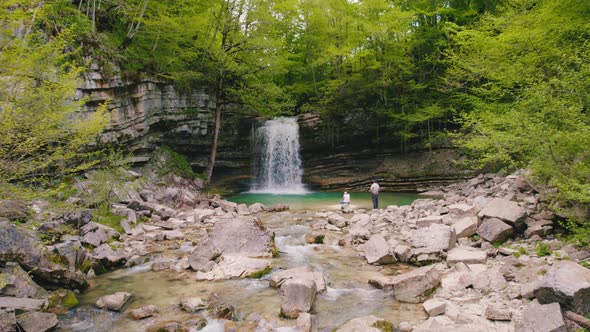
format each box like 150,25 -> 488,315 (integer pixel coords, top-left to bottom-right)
205,69 -> 224,184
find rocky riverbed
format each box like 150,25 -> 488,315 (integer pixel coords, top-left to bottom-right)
1,171 -> 590,331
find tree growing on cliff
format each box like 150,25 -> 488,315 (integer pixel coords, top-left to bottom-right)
201,0 -> 293,183
0,2 -> 108,182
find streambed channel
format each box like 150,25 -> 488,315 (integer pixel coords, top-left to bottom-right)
58,204 -> 426,331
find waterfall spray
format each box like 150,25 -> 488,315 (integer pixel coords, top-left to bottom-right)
251,117 -> 307,194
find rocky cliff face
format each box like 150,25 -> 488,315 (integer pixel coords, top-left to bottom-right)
298,113 -> 474,191
78,74 -> 472,191
77,73 -> 254,179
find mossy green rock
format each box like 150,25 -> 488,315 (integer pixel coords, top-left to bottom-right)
48,288 -> 78,314
0,222 -> 88,290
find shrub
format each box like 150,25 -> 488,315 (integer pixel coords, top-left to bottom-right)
536,243 -> 553,257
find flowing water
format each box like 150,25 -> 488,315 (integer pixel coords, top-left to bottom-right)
251,117 -> 307,194
59,119 -> 426,331
58,208 -> 427,332
229,191 -> 419,211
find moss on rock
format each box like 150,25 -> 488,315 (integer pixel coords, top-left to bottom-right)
248,266 -> 272,279
48,288 -> 79,314
371,320 -> 394,332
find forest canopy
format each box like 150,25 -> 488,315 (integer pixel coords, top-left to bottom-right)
0,0 -> 589,231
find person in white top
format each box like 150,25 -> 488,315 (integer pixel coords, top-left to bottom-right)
342,191 -> 351,206
369,180 -> 379,209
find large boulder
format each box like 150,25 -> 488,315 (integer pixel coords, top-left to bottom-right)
534,260 -> 590,315
389,265 -> 441,303
473,268 -> 507,294
446,247 -> 487,265
0,297 -> 47,313
349,214 -> 372,240
423,298 -> 446,317
82,228 -> 109,247
95,292 -> 132,311
478,198 -> 526,230
408,224 -> 456,252
452,216 -> 479,238
213,199 -> 238,213
440,271 -> 474,292
448,203 -> 477,216
269,266 -> 326,293
280,278 -> 316,319
515,300 -> 566,332
55,210 -> 93,228
327,213 -> 347,228
364,235 -> 395,265
416,215 -> 443,228
16,311 -> 58,332
0,263 -> 48,299
194,254 -> 271,281
248,203 -> 267,214
50,238 -> 87,271
128,305 -> 159,320
477,218 -> 514,243
189,217 -> 275,275
0,222 -> 88,290
89,244 -> 127,268
180,297 -> 206,312
334,315 -> 392,332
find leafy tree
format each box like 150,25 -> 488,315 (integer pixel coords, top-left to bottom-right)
446,0 -> 590,217
0,2 -> 108,182
199,0 -> 294,183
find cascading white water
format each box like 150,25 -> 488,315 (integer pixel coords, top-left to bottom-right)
251,117 -> 307,194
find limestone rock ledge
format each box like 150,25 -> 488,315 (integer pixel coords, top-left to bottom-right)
77,73 -> 253,173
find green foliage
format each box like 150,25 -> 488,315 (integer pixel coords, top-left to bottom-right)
445,0 -> 590,241
371,320 -> 394,332
80,149 -> 134,220
47,252 -> 70,268
151,147 -> 197,179
93,209 -> 125,233
535,243 -> 553,257
2,0 -> 590,245
0,2 -> 109,182
48,289 -> 79,310
513,246 -> 528,258
248,266 -> 272,279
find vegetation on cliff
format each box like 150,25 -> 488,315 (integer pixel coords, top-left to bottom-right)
0,1 -> 588,237
0,4 -> 108,181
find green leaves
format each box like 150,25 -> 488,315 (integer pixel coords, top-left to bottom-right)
448,0 -> 590,216
0,5 -> 108,182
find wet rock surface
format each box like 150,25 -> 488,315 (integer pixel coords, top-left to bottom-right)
16,311 -> 58,332
5,170 -> 590,332
95,292 -> 132,312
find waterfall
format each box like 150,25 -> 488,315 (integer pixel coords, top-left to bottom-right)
251,117 -> 307,194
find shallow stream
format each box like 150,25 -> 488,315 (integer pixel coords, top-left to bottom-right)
229,192 -> 419,211
58,194 -> 426,331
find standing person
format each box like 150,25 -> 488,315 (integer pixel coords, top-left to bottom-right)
369,180 -> 380,209
342,191 -> 351,207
